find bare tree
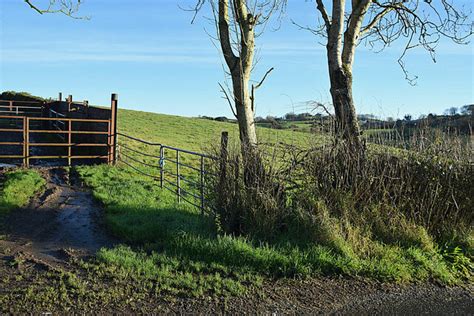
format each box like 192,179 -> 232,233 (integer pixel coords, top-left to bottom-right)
301,0 -> 473,149
24,0 -> 84,18
192,1 -> 285,159
445,106 -> 458,116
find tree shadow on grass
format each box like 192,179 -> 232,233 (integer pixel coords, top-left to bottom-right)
104,205 -> 344,278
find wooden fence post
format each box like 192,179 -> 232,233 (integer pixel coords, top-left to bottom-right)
220,131 -> 228,170
218,131 -> 229,200
58,92 -> 62,101
110,93 -> 118,165
200,156 -> 205,214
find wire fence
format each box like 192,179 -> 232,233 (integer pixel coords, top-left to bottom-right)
116,132 -> 219,214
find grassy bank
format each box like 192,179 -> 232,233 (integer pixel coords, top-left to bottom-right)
0,169 -> 45,213
77,160 -> 472,298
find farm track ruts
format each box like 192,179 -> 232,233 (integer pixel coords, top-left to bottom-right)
0,167 -> 472,313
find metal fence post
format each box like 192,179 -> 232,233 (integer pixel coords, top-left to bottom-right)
176,150 -> 181,203
67,95 -> 73,112
160,146 -> 164,189
23,117 -> 27,167
110,93 -> 118,165
68,120 -> 72,166
107,120 -> 112,165
84,100 -> 89,115
200,156 -> 205,215
25,117 -> 30,168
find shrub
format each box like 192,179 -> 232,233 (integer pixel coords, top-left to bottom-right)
206,135 -> 473,280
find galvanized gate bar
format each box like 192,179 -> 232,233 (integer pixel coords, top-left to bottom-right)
116,132 -> 221,214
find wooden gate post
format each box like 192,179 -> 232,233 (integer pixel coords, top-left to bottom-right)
218,131 -> 229,195
110,93 -> 118,165
200,156 -> 205,215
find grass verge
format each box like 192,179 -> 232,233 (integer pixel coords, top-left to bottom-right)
76,164 -> 471,299
0,169 -> 45,213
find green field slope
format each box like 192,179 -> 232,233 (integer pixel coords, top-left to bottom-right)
117,109 -> 316,152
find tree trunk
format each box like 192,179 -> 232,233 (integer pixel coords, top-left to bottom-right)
231,73 -> 263,185
328,65 -> 362,149
321,0 -> 366,150
231,75 -> 258,150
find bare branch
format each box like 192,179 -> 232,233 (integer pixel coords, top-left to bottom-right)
254,67 -> 274,90
360,6 -> 393,36
24,0 -> 87,19
219,82 -> 238,118
316,0 -> 331,33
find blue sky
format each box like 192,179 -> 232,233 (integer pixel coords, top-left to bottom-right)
0,0 -> 472,119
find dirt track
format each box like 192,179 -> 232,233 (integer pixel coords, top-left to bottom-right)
0,167 -> 472,314
2,168 -> 115,262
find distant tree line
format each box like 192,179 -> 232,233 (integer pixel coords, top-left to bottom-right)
199,104 -> 474,135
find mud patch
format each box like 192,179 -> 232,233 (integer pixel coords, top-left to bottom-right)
2,167 -> 116,263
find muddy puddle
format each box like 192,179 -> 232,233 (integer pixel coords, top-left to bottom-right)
3,168 -> 116,262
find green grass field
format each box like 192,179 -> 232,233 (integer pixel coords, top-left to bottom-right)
115,109 -> 321,204
117,109 -> 315,152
